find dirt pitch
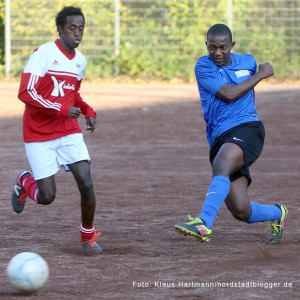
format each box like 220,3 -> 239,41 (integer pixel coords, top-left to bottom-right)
0,81 -> 299,300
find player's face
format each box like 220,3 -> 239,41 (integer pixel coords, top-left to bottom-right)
58,15 -> 85,53
206,34 -> 235,66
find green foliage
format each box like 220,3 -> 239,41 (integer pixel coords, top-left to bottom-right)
2,0 -> 300,81
231,0 -> 296,78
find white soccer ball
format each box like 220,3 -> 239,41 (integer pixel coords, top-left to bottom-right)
7,252 -> 49,293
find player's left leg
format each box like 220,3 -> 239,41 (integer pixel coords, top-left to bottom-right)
68,161 -> 103,254
225,177 -> 288,244
225,176 -> 252,221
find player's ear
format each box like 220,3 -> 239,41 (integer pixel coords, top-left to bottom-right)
57,25 -> 63,35
231,41 -> 235,50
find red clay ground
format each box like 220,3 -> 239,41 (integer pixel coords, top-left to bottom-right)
0,81 -> 299,300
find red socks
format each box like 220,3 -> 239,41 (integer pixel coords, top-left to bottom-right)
80,224 -> 95,241
21,174 -> 96,241
21,174 -> 39,203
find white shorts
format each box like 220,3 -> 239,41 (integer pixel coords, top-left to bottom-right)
25,133 -> 91,180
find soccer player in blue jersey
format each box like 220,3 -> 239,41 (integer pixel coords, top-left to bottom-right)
175,24 -> 288,244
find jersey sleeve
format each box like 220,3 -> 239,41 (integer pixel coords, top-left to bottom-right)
73,79 -> 97,118
18,47 -> 69,118
194,56 -> 228,95
71,55 -> 96,118
245,54 -> 257,76
241,53 -> 257,75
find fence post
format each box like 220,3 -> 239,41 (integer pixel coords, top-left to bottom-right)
227,0 -> 233,31
114,0 -> 120,77
5,0 -> 11,78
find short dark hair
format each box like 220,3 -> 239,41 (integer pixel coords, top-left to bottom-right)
207,24 -> 232,41
55,6 -> 85,27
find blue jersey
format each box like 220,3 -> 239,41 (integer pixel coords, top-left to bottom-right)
195,53 -> 259,146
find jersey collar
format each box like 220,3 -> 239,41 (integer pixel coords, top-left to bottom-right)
55,39 -> 76,60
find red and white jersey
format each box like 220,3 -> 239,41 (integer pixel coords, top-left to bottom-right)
18,39 -> 96,142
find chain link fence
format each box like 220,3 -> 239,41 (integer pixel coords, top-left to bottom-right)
5,0 -> 300,81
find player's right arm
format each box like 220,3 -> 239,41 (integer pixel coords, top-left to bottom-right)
18,73 -> 68,118
18,47 -> 69,118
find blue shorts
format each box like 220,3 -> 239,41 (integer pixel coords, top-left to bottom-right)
209,121 -> 265,186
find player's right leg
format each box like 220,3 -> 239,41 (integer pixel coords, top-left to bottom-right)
12,171 -> 32,213
12,172 -> 56,213
175,143 -> 243,242
12,140 -> 59,213
175,215 -> 212,242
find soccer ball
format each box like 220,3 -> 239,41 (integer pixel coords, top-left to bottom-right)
7,252 -> 49,293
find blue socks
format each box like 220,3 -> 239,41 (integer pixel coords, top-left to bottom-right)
246,202 -> 282,223
199,176 -> 231,229
197,175 -> 282,228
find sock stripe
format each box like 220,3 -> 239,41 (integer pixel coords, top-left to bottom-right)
33,189 -> 39,203
80,225 -> 95,233
22,177 -> 29,186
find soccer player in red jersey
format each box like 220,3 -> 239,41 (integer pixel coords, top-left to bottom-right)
12,6 -> 102,254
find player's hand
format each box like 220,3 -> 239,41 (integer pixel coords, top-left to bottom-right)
86,116 -> 96,133
258,62 -> 274,79
68,107 -> 82,119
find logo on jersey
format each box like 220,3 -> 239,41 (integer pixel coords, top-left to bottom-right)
51,76 -> 76,97
235,70 -> 250,78
52,60 -> 60,67
51,77 -> 65,96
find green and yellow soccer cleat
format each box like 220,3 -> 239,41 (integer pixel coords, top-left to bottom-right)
266,204 -> 288,244
175,215 -> 212,242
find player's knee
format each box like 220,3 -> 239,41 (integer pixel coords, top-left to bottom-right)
38,191 -> 56,205
230,207 -> 251,222
78,178 -> 94,193
212,162 -> 230,178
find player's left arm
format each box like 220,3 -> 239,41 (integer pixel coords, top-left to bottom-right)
74,79 -> 97,133
216,61 -> 274,103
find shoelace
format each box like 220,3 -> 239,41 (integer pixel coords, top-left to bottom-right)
186,215 -> 195,222
15,184 -> 27,203
265,222 -> 281,236
185,215 -> 202,225
88,231 -> 102,243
